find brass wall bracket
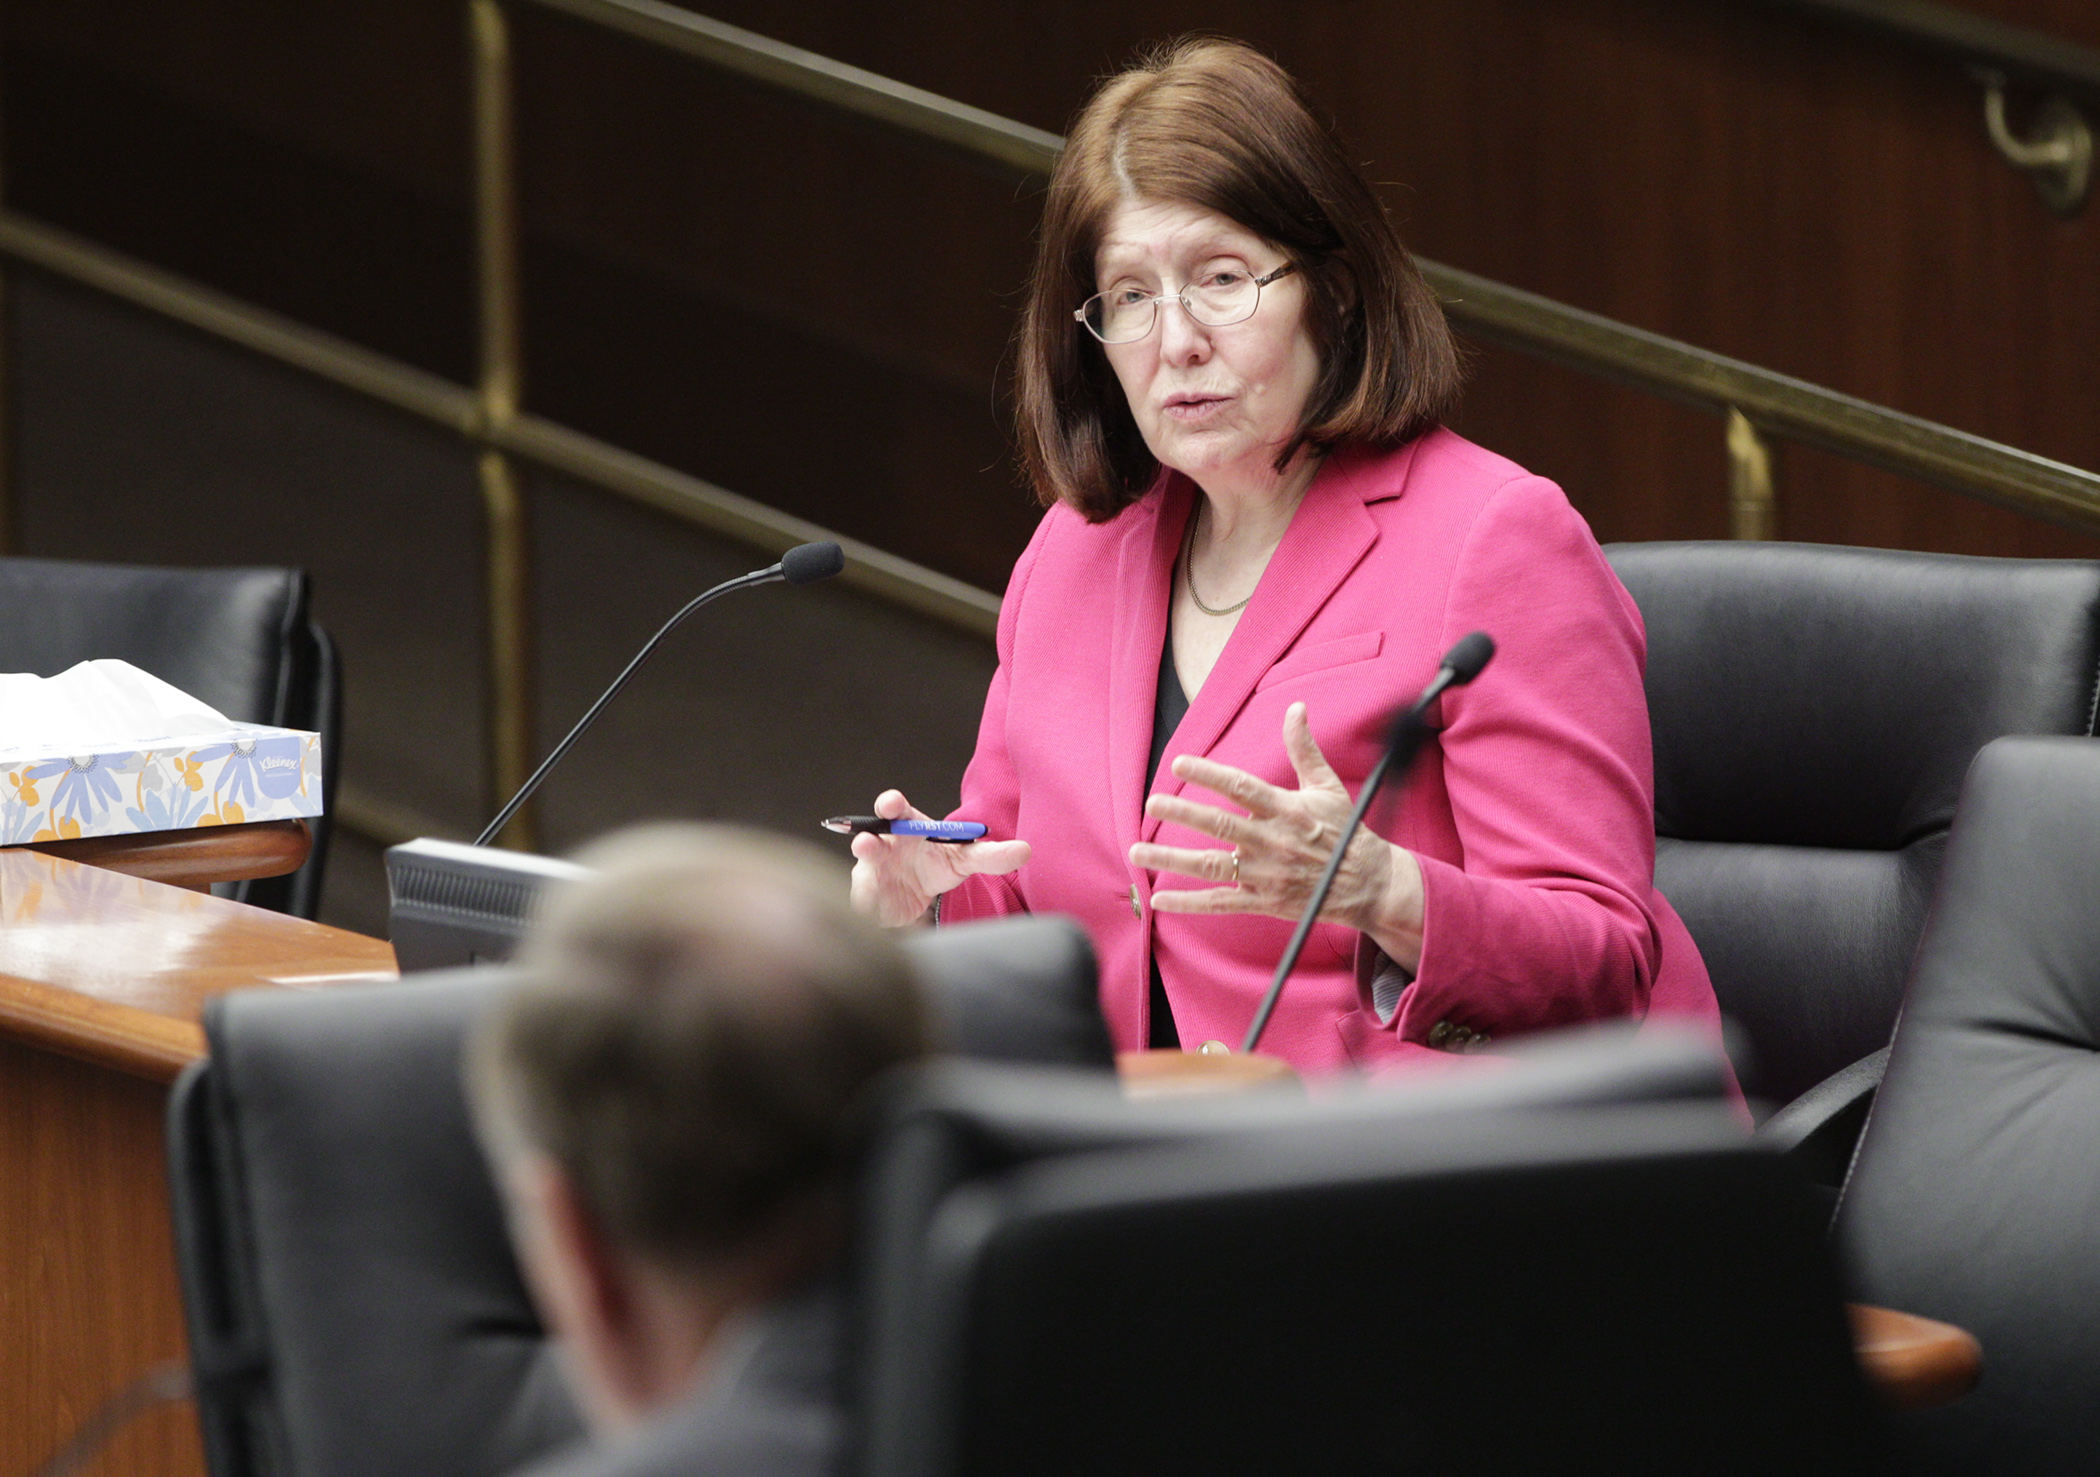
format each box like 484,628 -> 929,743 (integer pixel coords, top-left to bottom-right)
1977,70 -> 2091,218
1726,409 -> 1779,540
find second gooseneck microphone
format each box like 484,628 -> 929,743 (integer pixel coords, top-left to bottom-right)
1239,631 -> 1495,1053
475,541 -> 845,847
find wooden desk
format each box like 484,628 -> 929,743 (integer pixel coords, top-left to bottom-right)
0,849 -> 395,1477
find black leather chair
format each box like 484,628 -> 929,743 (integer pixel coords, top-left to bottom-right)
851,1056 -> 1883,1477
166,914 -> 1110,1477
0,555 -> 341,917
1836,735 -> 2100,1477
168,907 -> 1793,1477
1604,542 -> 2100,1153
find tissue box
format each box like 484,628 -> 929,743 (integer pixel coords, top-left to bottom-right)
0,726 -> 324,846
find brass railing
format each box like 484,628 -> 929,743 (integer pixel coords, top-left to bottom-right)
1420,260 -> 2100,537
3,0 -> 2099,851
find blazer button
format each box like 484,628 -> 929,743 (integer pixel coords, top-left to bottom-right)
1130,884 -> 1142,919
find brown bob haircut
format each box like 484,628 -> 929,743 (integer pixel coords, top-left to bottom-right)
1017,38 -> 1462,523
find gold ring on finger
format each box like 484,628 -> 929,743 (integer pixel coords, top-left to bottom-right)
1230,847 -> 1241,888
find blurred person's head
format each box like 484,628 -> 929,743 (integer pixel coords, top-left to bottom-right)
469,822 -> 930,1431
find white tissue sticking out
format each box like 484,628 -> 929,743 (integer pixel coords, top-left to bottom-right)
0,659 -> 237,756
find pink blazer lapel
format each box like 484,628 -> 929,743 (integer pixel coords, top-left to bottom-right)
1142,465 -> 1381,842
1110,480 -> 1194,857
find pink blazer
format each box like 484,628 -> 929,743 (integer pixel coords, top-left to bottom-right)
941,429 -> 1722,1075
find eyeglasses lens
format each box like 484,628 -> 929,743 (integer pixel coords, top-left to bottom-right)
1083,275 -> 1262,343
1187,276 -> 1259,327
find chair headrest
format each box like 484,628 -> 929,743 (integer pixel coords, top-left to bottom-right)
1607,541 -> 2100,848
861,1021 -> 1732,1196
903,914 -> 1112,1069
0,555 -> 313,727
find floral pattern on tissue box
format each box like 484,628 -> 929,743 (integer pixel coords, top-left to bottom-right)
0,728 -> 322,845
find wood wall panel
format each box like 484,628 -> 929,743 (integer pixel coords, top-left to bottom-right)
5,0 -> 471,198
8,0 -> 2100,579
4,41 -> 475,380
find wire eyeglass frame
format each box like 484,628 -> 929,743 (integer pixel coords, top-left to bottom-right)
1074,261 -> 1298,344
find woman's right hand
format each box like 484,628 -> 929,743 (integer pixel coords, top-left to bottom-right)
848,789 -> 1031,927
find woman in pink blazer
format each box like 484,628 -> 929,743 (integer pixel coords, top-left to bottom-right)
850,39 -> 1722,1075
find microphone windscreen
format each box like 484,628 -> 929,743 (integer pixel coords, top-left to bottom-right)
780,541 -> 845,585
1441,630 -> 1495,686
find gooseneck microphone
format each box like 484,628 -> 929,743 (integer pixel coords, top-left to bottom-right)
474,541 -> 845,847
1240,631 -> 1496,1053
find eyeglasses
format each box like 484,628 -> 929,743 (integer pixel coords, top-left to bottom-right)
1073,261 -> 1297,344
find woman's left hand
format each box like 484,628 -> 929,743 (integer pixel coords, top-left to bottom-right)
1131,702 -> 1425,967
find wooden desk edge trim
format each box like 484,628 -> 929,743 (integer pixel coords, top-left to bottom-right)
1847,1303 -> 1983,1411
16,817 -> 314,888
0,976 -> 204,1082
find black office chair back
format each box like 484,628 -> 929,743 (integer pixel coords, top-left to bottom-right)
1606,542 -> 2100,1106
0,554 -> 341,917
1837,736 -> 2100,1476
167,914 -> 1111,1477
169,969 -> 569,1477
912,913 -> 1110,1067
854,1066 -> 1882,1477
852,1023 -> 1734,1354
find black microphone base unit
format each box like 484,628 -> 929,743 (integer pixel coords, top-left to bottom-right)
385,837 -> 591,972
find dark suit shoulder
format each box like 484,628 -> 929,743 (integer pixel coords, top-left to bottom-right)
512,1285 -> 841,1477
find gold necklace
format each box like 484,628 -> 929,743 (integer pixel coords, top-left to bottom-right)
1182,505 -> 1256,616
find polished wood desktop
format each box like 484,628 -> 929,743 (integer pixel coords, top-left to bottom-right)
0,847 -> 395,1477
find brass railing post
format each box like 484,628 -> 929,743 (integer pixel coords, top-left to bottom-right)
471,0 -> 537,849
1727,408 -> 1779,540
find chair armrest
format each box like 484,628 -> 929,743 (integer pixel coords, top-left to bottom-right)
1756,1047 -> 1890,1187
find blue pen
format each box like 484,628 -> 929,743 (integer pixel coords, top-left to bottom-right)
822,815 -> 988,844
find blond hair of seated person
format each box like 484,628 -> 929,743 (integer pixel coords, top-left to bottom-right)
469,823 -> 930,1477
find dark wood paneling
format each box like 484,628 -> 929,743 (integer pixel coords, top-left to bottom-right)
507,6 -> 1051,584
10,0 -> 2100,583
4,40 -> 475,381
1339,0 -> 2100,554
5,0 -> 470,197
